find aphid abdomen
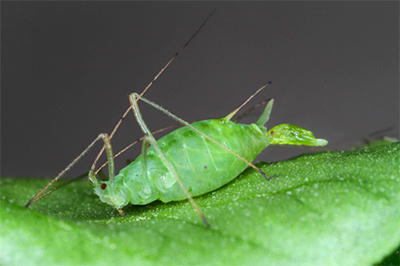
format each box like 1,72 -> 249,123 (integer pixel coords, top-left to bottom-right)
119,118 -> 270,205
157,119 -> 270,202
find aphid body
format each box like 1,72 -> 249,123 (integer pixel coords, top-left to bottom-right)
26,10 -> 327,224
94,104 -> 328,210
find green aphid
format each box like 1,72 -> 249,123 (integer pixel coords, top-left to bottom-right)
26,85 -> 327,226
25,10 -> 327,226
95,92 -> 328,210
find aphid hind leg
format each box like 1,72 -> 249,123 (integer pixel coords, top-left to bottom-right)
233,98 -> 270,123
224,81 -> 272,122
129,93 -> 210,227
140,135 -> 152,183
131,93 -> 272,180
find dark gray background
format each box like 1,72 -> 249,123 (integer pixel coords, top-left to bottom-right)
2,2 -> 399,178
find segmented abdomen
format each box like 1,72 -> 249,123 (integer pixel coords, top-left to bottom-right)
116,119 -> 270,205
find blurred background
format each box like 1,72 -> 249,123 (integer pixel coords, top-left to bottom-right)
2,2 -> 398,178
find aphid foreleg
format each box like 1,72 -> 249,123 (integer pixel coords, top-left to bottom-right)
88,133 -> 116,186
129,93 -> 210,227
131,92 -> 273,181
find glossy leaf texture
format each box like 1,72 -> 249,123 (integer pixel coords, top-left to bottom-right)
1,143 -> 399,265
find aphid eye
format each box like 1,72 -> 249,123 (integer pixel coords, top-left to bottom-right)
270,131 -> 274,135
100,183 -> 107,190
204,166 -> 208,169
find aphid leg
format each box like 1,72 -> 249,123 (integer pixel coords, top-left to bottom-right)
224,81 -> 272,122
140,135 -> 151,182
131,93 -> 273,182
129,94 -> 210,227
25,134 -> 112,207
233,99 -> 270,123
118,208 -> 126,217
88,133 -> 116,186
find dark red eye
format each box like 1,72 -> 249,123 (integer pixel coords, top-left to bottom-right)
204,165 -> 207,169
270,131 -> 274,135
101,183 -> 107,190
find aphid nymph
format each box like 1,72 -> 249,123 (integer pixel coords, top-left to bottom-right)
26,10 -> 328,226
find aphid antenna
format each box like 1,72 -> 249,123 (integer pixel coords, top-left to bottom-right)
90,8 -> 218,180
25,134 -> 104,207
25,9 -> 217,207
25,172 -> 88,207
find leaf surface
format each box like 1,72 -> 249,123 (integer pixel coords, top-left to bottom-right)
1,143 -> 399,265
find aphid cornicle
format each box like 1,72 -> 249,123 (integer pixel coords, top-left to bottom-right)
25,10 -> 328,226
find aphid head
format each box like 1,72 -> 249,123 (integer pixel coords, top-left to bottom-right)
93,179 -> 130,210
268,124 -> 328,146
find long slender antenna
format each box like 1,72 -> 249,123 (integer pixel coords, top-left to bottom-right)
26,9 -> 217,207
25,134 -> 104,208
25,172 -> 88,206
91,8 -> 217,173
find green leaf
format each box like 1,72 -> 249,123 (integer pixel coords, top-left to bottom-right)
1,143 -> 399,266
